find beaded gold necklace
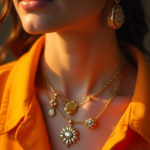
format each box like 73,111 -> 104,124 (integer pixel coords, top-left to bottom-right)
41,54 -> 125,116
41,54 -> 125,148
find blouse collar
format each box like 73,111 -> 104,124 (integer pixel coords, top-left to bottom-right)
0,35 -> 150,148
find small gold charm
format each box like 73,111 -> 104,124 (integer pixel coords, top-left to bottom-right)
48,94 -> 58,117
59,124 -> 79,148
64,101 -> 78,115
85,118 -> 96,128
48,108 -> 55,117
49,93 -> 58,107
49,99 -> 57,108
87,96 -> 91,101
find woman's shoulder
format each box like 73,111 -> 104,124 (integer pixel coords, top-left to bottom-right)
0,61 -> 17,83
0,61 -> 17,72
0,61 -> 17,104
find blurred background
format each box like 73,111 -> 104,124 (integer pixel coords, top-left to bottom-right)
0,1 -> 150,64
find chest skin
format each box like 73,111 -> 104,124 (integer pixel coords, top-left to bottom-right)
34,59 -> 138,150
35,88 -> 131,150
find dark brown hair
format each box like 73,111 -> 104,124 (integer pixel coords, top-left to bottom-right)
0,0 -> 149,64
117,0 -> 149,56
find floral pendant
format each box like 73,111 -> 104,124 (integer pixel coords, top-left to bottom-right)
85,118 -> 96,128
59,124 -> 79,148
64,101 -> 78,115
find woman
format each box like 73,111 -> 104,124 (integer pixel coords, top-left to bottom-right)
0,0 -> 150,149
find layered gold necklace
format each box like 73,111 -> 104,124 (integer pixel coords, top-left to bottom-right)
41,54 -> 125,148
41,54 -> 125,116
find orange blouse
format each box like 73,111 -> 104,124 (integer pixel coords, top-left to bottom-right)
0,35 -> 150,150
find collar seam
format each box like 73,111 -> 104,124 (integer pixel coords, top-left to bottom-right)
129,103 -> 150,143
0,110 -> 28,134
0,63 -> 19,129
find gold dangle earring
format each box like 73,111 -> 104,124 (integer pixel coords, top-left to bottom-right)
108,0 -> 125,29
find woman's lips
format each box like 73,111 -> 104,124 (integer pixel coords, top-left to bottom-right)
20,0 -> 52,10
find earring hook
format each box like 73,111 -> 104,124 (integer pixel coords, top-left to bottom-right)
115,0 -> 121,5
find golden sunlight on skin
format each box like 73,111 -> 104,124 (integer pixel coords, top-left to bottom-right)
43,29 -> 122,100
13,0 -> 111,34
82,99 -> 109,111
12,0 -> 138,149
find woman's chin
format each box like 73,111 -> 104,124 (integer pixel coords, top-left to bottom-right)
22,24 -> 39,34
21,21 -> 52,34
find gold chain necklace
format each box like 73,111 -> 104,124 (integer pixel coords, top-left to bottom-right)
41,57 -> 124,148
43,68 -> 124,148
41,54 -> 125,115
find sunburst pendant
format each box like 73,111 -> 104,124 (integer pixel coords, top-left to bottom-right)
59,124 -> 79,148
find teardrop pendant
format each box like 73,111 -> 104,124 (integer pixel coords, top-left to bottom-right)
48,108 -> 56,117
48,94 -> 58,117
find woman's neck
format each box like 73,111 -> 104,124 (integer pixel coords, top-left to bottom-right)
43,25 -> 122,100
